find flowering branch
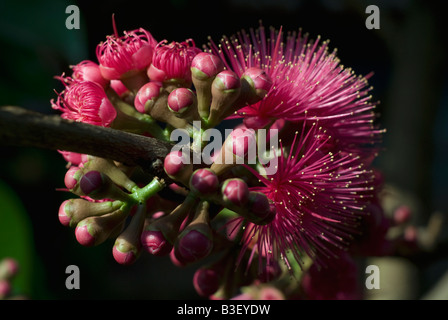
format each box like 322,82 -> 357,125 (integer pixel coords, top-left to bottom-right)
0,105 -> 173,180
1,20 -> 397,300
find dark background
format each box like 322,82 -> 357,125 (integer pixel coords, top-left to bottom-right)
0,0 -> 447,299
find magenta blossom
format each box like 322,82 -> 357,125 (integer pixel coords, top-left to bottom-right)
208,24 -> 383,156
71,60 -> 109,88
51,80 -> 117,126
96,26 -> 157,80
147,39 -> 201,84
231,122 -> 374,271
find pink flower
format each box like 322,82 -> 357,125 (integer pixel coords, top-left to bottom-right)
58,151 -> 86,166
71,60 -> 109,88
96,27 -> 157,80
51,80 -> 117,126
208,24 -> 383,156
233,122 -> 374,271
147,39 -> 201,84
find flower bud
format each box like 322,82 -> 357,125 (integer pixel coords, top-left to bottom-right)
175,201 -> 213,263
241,67 -> 273,97
191,52 -> 224,80
140,230 -> 172,256
138,85 -> 192,130
189,168 -> 219,197
164,150 -> 193,186
207,70 -> 241,127
141,197 -> 196,256
134,82 -> 162,114
228,67 -> 273,118
210,126 -> 257,175
58,200 -> 73,227
75,208 -> 128,246
176,229 -> 213,263
58,198 -> 123,227
193,267 -> 221,297
112,242 -> 138,265
79,170 -> 131,202
81,156 -> 137,192
113,204 -> 146,265
221,178 -> 249,207
167,88 -> 198,121
169,248 -> 187,267
191,53 -> 224,120
241,192 -> 276,225
64,166 -> 83,190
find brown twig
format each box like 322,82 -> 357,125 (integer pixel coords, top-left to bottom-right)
0,105 -> 174,181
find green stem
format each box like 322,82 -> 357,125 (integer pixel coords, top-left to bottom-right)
106,87 -> 168,141
130,177 -> 165,205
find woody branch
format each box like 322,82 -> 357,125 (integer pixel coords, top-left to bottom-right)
0,105 -> 173,181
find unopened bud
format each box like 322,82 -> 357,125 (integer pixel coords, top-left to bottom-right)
175,201 -> 213,263
191,52 -> 224,80
167,88 -> 196,114
193,267 -> 221,297
230,67 -> 273,115
176,229 -> 213,263
82,156 -> 137,192
134,81 -> 162,113
164,150 -> 193,186
59,198 -> 123,227
221,178 -> 249,207
242,67 -> 273,97
141,230 -> 172,256
189,168 -> 219,197
112,204 -> 146,265
75,208 -> 128,247
64,166 -> 83,191
142,196 -> 196,256
207,70 -> 241,127
242,192 -> 276,225
191,53 -> 224,120
79,170 -> 131,202
211,127 -> 257,175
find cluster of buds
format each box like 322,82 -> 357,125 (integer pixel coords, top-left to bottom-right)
52,20 -> 387,299
0,257 -> 19,300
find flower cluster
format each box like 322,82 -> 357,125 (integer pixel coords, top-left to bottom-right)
52,20 -> 392,299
